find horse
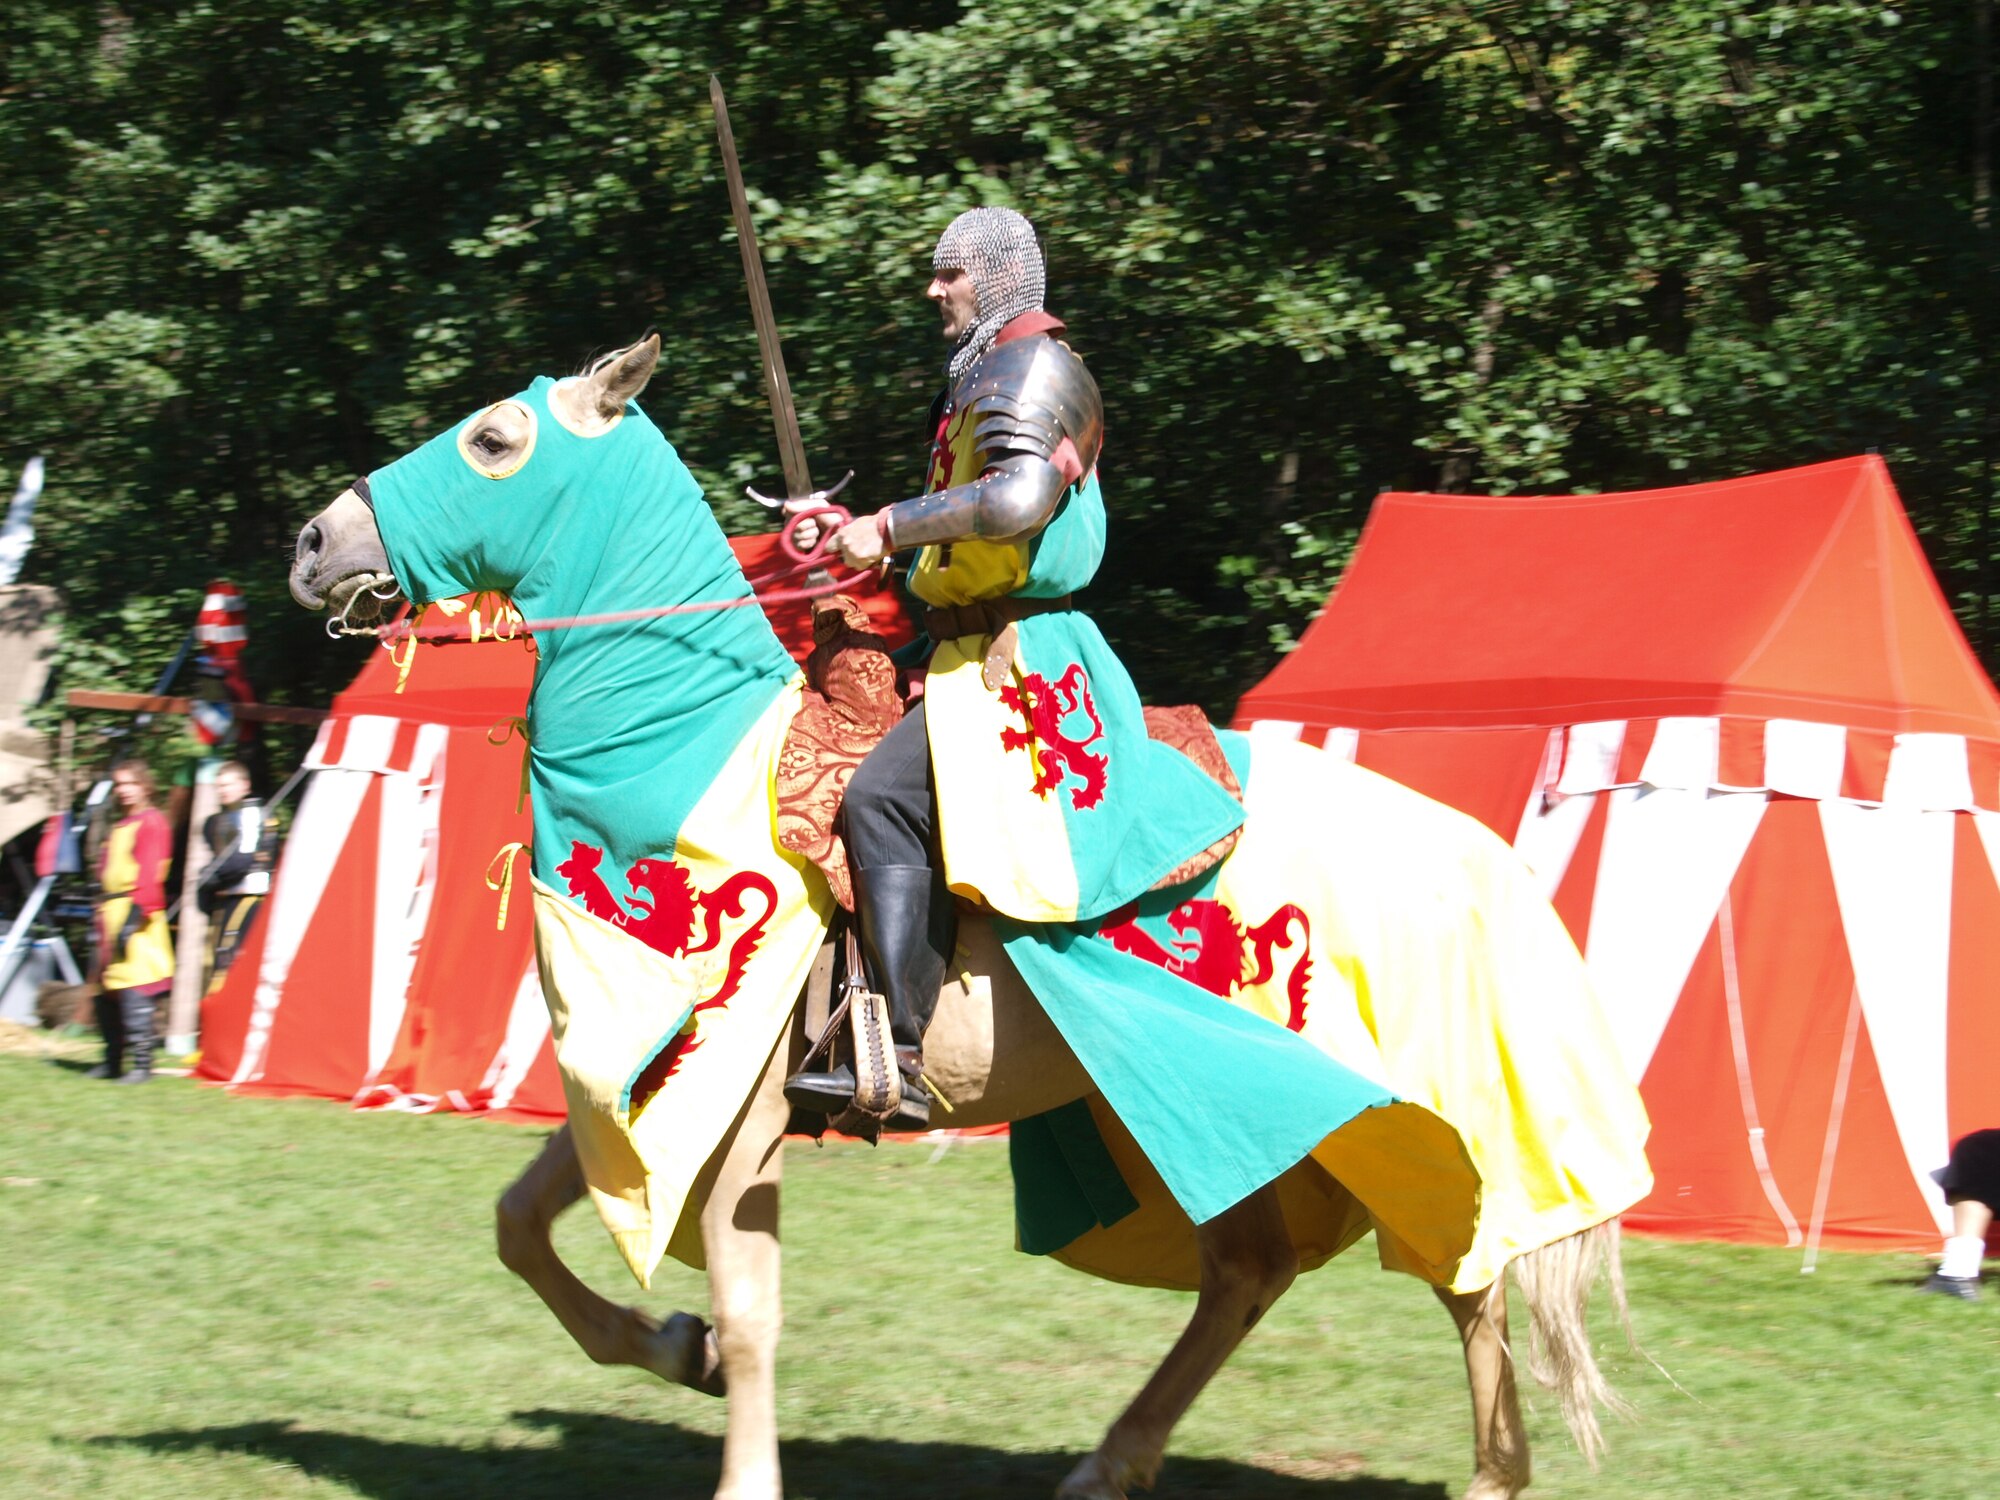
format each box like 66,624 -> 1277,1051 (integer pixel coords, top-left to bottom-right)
289,334 -> 1650,1500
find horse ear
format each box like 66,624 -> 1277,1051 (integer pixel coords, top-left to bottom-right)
592,334 -> 660,420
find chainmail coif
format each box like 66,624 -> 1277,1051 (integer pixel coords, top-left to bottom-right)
933,207 -> 1047,382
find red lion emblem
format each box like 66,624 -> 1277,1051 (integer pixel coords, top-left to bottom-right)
1101,898 -> 1314,1032
554,840 -> 779,1115
1000,663 -> 1109,810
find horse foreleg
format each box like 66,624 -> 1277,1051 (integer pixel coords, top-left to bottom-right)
1435,1280 -> 1530,1500
699,1037 -> 794,1500
495,1124 -> 722,1394
1058,1185 -> 1298,1499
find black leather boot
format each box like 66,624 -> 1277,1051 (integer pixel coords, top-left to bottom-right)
782,1059 -> 857,1113
784,864 -> 954,1129
85,990 -> 124,1079
115,990 -> 154,1083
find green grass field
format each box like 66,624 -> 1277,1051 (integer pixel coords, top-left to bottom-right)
1,1039 -> 1993,1500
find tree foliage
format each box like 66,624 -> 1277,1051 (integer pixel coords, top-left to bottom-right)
2,0 -> 1994,724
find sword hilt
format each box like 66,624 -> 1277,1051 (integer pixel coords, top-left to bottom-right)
745,469 -> 854,513
779,504 -> 854,566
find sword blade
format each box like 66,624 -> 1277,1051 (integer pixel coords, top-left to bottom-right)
711,75 -> 813,504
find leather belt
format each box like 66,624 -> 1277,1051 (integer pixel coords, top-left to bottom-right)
922,595 -> 1073,692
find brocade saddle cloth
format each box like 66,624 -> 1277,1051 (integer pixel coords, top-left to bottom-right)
774,596 -> 1242,910
774,596 -> 905,911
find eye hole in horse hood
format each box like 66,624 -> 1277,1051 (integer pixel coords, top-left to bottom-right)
457,399 -> 539,479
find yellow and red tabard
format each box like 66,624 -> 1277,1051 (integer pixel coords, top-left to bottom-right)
98,808 -> 175,992
908,336 -> 1242,925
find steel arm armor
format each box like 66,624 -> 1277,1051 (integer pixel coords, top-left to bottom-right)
882,334 -> 1104,550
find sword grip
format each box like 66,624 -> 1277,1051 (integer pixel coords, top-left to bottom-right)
780,505 -> 853,565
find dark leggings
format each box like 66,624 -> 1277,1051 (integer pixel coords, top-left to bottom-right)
843,700 -> 936,872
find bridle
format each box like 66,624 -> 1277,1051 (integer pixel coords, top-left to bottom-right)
324,498 -> 863,644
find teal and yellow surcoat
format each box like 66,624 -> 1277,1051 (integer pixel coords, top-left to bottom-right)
910,404 -> 1242,924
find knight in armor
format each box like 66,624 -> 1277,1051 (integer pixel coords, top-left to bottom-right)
785,208 -> 1244,1128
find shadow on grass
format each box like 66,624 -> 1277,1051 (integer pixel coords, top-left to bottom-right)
104,1408 -> 1450,1499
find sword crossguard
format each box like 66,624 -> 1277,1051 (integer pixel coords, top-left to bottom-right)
779,503 -> 855,565
745,469 -> 854,513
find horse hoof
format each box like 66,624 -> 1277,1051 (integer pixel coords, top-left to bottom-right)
657,1310 -> 727,1398
1462,1476 -> 1525,1500
1055,1453 -> 1130,1500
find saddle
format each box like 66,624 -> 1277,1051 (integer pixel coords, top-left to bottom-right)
773,595 -> 905,913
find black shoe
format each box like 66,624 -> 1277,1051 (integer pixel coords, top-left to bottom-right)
783,1063 -> 857,1114
884,1047 -> 931,1131
883,1088 -> 930,1132
1919,1272 -> 1980,1301
120,991 -> 155,1081
91,992 -> 124,1079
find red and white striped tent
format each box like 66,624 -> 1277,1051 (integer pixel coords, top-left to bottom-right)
197,534 -> 913,1122
1234,456 -> 2000,1255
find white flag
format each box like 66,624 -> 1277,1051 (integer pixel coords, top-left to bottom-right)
0,457 -> 45,587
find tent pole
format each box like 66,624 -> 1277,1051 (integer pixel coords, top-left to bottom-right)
164,762 -> 218,1054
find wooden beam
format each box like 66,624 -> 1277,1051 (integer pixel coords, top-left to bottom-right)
64,690 -> 327,725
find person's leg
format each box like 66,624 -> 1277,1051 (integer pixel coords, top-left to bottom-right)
844,703 -> 955,1061
116,988 -> 155,1083
1922,1196 -> 1992,1299
842,702 -> 937,870
1924,1132 -> 1999,1298
86,988 -> 125,1079
214,896 -> 259,979
1940,1197 -> 1993,1276
1953,1197 -> 1996,1243
787,705 -> 953,1123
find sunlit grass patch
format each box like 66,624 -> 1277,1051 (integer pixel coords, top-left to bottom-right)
0,1052 -> 1990,1499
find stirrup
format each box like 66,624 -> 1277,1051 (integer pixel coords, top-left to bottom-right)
846,986 -> 902,1120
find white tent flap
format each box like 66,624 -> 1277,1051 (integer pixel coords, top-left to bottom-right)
233,768 -> 374,1084
1765,719 -> 1847,799
1585,786 -> 1767,1082
1640,716 -> 1721,790
481,960 -> 555,1112
363,753 -> 443,1080
1514,784 -> 1599,900
1557,720 -> 1627,794
1882,733 -> 1974,812
1820,801 -> 1954,1232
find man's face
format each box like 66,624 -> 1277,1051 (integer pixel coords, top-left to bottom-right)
927,267 -> 978,342
215,770 -> 250,807
111,770 -> 146,811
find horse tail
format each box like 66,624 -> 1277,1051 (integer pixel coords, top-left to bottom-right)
1505,1217 -> 1637,1466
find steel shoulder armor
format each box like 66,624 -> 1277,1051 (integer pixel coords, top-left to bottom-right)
883,334 -> 1104,550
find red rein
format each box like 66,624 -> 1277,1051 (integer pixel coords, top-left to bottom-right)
375,506 -> 861,644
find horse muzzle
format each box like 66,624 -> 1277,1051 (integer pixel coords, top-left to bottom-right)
291,484 -> 397,613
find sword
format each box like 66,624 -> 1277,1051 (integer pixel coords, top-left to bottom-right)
709,75 -> 851,535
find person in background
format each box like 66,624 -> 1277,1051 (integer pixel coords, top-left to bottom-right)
196,759 -> 272,988
88,758 -> 175,1083
1921,1128 -> 1999,1300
